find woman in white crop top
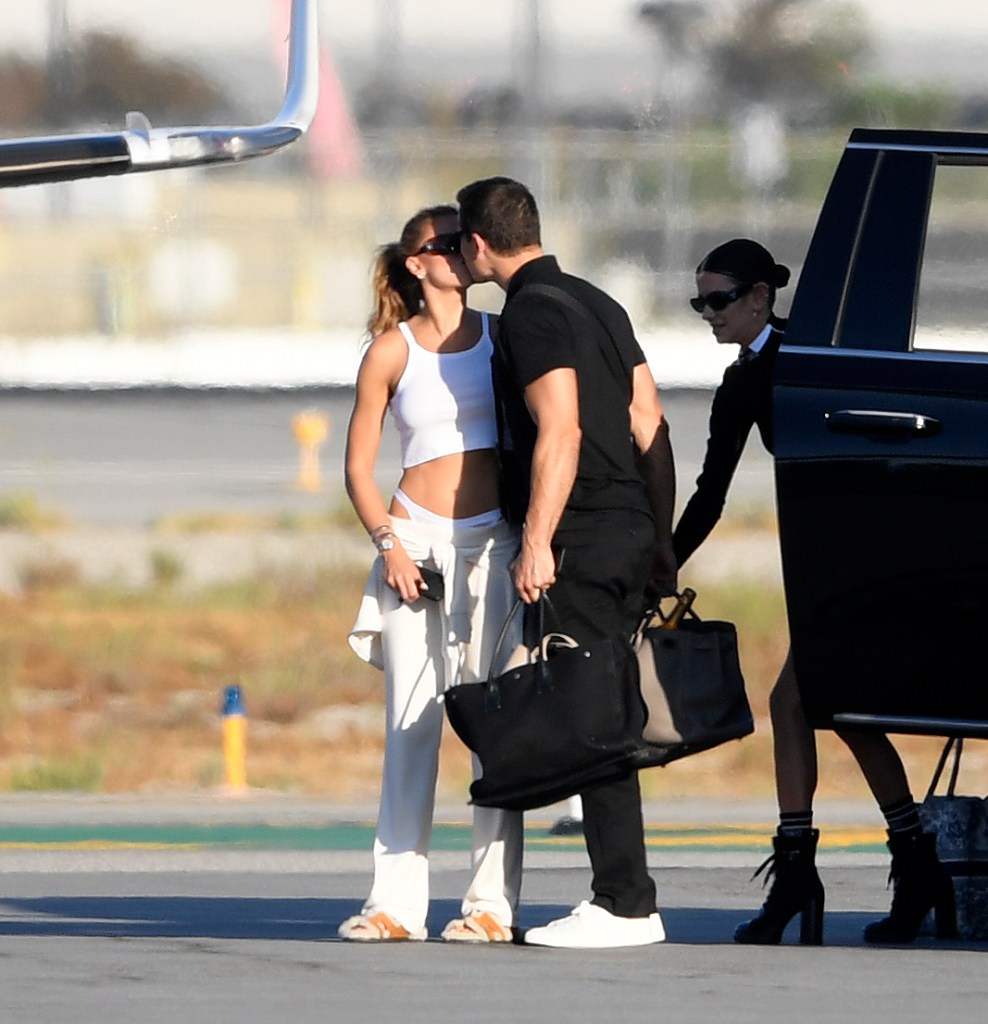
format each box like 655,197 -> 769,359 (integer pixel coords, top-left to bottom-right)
341,205 -> 522,944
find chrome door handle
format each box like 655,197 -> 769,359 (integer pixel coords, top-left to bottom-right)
825,409 -> 942,436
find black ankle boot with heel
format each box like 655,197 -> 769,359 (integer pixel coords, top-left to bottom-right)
863,830 -> 958,943
734,829 -> 825,945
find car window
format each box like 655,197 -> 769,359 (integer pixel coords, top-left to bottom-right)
914,164 -> 988,354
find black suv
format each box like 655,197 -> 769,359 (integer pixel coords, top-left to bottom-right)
775,128 -> 988,738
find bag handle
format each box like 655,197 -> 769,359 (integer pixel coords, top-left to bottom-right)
634,589 -> 702,643
485,595 -> 555,711
487,598 -> 527,677
925,736 -> 963,800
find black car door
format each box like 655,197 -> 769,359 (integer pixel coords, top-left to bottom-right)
774,129 -> 988,738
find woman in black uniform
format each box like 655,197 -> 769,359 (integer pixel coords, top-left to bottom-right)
675,239 -> 955,946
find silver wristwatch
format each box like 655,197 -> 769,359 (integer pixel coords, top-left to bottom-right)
375,536 -> 395,553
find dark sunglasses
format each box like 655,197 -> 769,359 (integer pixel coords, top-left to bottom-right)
689,281 -> 753,313
413,232 -> 461,257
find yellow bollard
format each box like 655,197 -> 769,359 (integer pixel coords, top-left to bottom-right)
291,410 -> 330,492
222,684 -> 248,793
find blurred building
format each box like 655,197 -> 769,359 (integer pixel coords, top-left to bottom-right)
0,1 -> 985,383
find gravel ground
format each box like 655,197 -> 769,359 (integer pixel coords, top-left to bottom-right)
0,526 -> 782,596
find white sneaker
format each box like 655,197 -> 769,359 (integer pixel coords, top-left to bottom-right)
523,901 -> 666,949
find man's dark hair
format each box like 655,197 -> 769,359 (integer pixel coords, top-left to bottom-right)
456,176 -> 541,255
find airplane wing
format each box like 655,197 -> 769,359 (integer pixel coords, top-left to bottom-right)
0,0 -> 318,189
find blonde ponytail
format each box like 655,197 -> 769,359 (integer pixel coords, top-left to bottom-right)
366,242 -> 421,338
364,204 -> 458,340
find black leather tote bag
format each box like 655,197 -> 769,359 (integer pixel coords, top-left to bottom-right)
444,596 -> 647,811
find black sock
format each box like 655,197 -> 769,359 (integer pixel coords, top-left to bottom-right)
880,797 -> 922,837
778,811 -> 814,837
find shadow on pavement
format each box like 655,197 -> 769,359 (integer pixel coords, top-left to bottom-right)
1,896 -> 981,951
0,896 -> 337,941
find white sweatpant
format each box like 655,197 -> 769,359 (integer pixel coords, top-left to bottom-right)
349,516 -> 523,934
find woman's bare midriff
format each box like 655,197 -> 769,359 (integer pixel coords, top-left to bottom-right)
389,448 -> 502,520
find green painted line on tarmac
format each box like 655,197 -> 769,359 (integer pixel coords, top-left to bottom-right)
0,823 -> 395,852
0,821 -> 890,854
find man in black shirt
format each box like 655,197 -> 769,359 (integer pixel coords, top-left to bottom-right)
456,176 -> 677,948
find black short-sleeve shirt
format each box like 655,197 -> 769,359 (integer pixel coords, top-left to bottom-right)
494,255 -> 652,524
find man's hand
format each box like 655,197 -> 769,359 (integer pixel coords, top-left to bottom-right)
512,534 -> 557,604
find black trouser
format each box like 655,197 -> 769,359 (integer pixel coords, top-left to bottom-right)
549,507 -> 656,918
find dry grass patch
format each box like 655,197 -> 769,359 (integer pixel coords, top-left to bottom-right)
0,566 -> 382,795
0,555 -> 954,801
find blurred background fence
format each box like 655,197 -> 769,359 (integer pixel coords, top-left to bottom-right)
0,127 -> 844,341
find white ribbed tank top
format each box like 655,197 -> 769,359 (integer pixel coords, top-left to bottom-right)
390,311 -> 498,468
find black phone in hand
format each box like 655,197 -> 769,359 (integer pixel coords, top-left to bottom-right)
405,565 -> 444,603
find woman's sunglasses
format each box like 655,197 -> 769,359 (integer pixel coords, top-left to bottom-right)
689,282 -> 753,313
414,232 -> 461,257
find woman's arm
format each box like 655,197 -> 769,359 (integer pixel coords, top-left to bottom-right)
672,372 -> 754,567
344,334 -> 424,603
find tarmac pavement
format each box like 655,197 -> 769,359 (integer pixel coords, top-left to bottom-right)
0,387 -> 774,529
0,795 -> 984,1024
0,387 -> 782,593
